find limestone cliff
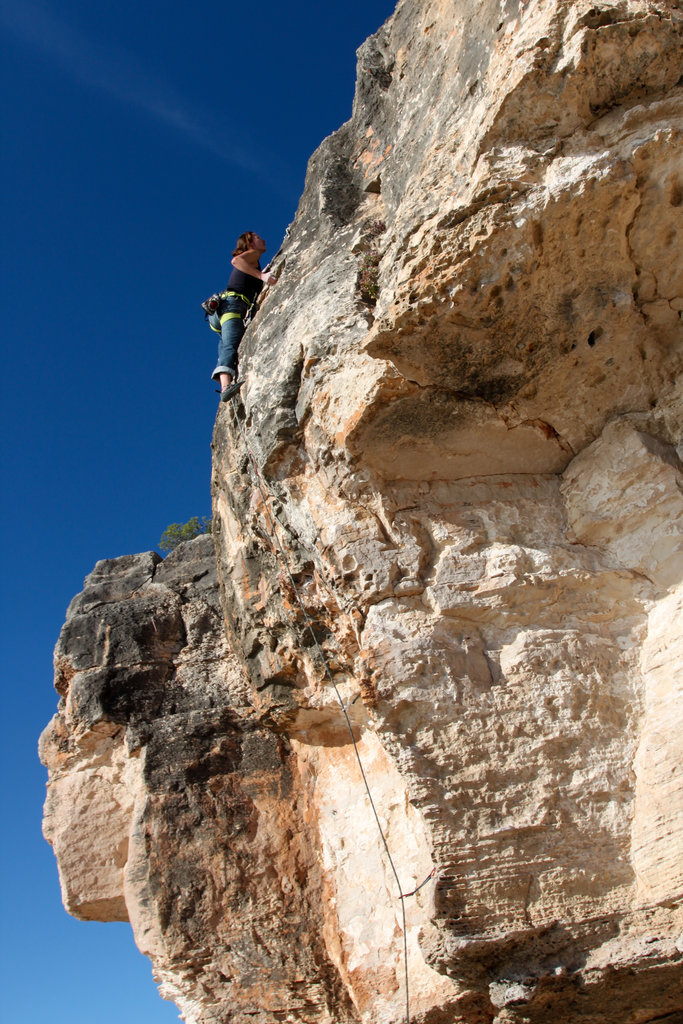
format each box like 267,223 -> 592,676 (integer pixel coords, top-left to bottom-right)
41,1 -> 683,1022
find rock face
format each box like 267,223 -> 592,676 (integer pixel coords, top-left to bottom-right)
41,1 -> 683,1022
41,538 -> 356,1023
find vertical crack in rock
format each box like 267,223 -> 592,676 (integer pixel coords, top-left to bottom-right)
42,2 -> 683,1022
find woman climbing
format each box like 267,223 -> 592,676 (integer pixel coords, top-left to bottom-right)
210,232 -> 278,401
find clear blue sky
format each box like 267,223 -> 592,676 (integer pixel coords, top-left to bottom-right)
0,1 -> 396,1019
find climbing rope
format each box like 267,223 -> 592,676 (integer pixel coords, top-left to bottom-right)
225,394 -> 433,1024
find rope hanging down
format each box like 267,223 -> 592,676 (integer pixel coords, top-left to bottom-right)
226,396 -> 434,1024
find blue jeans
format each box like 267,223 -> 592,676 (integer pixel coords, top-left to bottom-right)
210,297 -> 247,381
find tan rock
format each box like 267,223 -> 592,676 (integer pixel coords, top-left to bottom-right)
42,2 -> 683,1022
633,589 -> 683,906
561,416 -> 683,590
40,722 -> 139,922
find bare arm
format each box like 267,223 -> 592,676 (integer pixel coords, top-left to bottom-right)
232,250 -> 278,285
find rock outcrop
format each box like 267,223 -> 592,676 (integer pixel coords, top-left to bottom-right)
41,1 -> 683,1022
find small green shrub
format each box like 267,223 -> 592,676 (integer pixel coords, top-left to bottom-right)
159,516 -> 211,553
358,249 -> 381,302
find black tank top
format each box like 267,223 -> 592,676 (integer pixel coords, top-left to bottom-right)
226,264 -> 263,304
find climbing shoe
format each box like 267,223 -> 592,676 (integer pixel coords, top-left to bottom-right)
220,380 -> 243,402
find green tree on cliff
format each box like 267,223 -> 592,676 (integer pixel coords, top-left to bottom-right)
158,516 -> 211,553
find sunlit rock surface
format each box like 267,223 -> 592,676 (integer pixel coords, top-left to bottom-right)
42,1 -> 683,1021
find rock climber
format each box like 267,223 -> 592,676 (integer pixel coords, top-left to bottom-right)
210,231 -> 278,401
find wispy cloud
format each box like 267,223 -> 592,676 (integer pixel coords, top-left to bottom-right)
0,0 -> 266,174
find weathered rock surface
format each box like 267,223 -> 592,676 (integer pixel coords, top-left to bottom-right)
42,1 -> 683,1022
41,537 -> 357,1022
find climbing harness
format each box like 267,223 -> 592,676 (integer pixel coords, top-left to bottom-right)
224,392 -> 435,1024
223,290 -> 251,305
203,289 -> 253,329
